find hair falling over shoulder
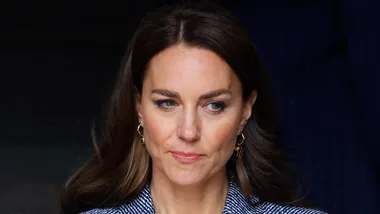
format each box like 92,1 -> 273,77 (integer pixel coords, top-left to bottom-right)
60,2 -> 313,213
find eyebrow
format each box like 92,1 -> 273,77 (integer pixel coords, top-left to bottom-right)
151,89 -> 232,100
152,89 -> 180,98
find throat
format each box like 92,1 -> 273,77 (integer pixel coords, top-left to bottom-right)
150,178 -> 229,214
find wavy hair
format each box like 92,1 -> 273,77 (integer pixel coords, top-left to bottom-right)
60,2 -> 308,213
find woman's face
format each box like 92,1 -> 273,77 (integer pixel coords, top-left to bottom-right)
137,44 -> 256,186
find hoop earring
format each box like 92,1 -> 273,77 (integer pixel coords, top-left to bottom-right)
235,133 -> 245,159
137,124 -> 145,147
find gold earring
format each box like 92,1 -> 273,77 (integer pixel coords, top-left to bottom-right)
235,133 -> 245,159
137,124 -> 145,147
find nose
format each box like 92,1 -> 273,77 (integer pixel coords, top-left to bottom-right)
177,106 -> 200,142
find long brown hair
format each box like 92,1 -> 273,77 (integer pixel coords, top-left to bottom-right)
60,2 -> 306,213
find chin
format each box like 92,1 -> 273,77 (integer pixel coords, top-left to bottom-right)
167,169 -> 207,187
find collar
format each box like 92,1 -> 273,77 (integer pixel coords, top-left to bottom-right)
123,182 -> 263,214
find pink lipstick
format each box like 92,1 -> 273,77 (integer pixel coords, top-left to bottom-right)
170,151 -> 204,163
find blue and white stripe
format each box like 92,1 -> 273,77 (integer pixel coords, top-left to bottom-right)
81,182 -> 327,214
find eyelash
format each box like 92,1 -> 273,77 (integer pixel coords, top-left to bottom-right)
154,100 -> 227,114
206,101 -> 226,114
155,100 -> 177,110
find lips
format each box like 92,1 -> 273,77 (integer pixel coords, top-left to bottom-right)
170,151 -> 204,163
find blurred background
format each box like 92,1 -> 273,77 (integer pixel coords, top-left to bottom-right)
1,0 -> 378,213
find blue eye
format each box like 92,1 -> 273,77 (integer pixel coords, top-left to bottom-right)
155,100 -> 177,109
206,101 -> 226,113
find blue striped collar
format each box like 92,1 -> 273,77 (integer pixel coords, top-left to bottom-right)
117,181 -> 263,214
82,182 -> 326,213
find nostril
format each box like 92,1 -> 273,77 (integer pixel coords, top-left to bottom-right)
177,126 -> 200,142
177,109 -> 200,141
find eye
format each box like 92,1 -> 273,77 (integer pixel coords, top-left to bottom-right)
205,101 -> 226,113
155,100 -> 177,109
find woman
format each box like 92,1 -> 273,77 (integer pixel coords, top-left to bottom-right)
60,2 -> 326,214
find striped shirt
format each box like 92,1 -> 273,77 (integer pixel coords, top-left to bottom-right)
81,182 -> 327,214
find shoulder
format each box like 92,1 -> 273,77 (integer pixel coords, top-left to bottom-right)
258,202 -> 327,214
226,195 -> 327,214
226,182 -> 327,214
79,185 -> 155,214
79,203 -> 152,214
79,202 -> 155,214
79,207 -> 117,214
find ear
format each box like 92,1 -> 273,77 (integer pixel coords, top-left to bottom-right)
136,93 -> 144,126
239,90 -> 257,132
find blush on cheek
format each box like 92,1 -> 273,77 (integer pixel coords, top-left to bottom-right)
213,124 -> 238,150
143,117 -> 172,149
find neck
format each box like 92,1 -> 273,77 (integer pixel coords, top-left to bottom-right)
150,168 -> 229,214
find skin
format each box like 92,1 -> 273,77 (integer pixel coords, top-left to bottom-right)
136,44 -> 256,214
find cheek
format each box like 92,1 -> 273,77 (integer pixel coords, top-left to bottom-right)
205,119 -> 239,154
216,126 -> 236,145
141,105 -> 174,149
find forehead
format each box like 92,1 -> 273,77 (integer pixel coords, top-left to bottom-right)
144,44 -> 240,93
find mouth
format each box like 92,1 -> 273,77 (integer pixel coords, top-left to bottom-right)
170,151 -> 204,163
